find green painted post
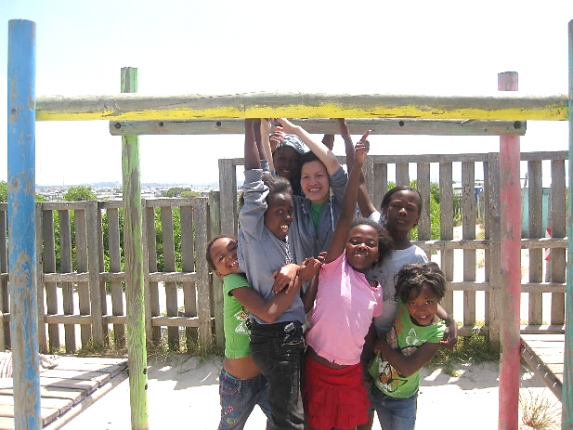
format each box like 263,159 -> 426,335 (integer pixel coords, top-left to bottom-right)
121,67 -> 149,430
563,19 -> 573,430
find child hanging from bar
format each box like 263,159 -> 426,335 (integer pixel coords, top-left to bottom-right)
237,119 -> 320,430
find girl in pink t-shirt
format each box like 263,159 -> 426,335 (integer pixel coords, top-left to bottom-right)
303,135 -> 394,430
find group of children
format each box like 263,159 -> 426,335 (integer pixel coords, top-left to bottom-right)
206,118 -> 458,430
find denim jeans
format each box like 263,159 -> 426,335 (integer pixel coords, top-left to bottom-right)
371,386 -> 418,430
250,321 -> 305,430
218,369 -> 271,430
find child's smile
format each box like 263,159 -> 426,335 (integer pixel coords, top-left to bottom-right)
210,237 -> 240,277
264,193 -> 294,241
406,282 -> 440,326
345,224 -> 379,272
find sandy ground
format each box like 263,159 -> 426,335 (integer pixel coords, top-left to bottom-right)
59,354 -> 560,430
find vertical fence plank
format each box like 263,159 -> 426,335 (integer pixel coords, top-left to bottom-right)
396,162 -> 409,187
487,153 -> 501,342
209,191 -> 224,349
161,206 -> 178,348
96,206 -> 108,344
372,163 -> 387,211
195,198 -> 212,351
121,67 -> 149,430
549,160 -> 565,325
462,162 -> 476,327
145,205 -> 160,343
108,207 -> 125,347
181,203 -> 198,348
34,204 -> 44,353
87,201 -> 104,347
7,19 -> 41,430
42,210 -> 59,351
363,157 -> 375,208
219,159 -> 237,236
498,71 -> 521,430
439,162 -> 454,315
527,161 -> 543,325
58,210 -> 75,352
75,208 -> 91,347
416,162 -> 431,247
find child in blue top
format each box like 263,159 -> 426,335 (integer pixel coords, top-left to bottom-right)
237,119 -> 320,430
207,233 -> 319,430
369,262 -> 448,430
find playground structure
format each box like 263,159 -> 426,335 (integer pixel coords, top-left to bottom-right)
6,18 -> 573,430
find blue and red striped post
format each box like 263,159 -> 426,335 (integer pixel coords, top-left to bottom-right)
7,19 -> 41,430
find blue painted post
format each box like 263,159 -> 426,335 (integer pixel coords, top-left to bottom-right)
563,19 -> 573,430
7,20 -> 41,430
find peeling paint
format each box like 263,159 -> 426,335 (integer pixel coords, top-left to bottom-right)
35,101 -> 569,122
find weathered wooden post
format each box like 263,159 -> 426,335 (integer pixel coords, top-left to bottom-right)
497,71 -> 521,430
7,19 -> 41,430
563,19 -> 573,430
121,67 -> 149,430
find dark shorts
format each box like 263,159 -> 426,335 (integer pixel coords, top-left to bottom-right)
250,321 -> 305,430
303,357 -> 369,430
218,369 -> 271,430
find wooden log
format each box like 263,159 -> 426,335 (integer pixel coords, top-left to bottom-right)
35,92 -> 568,121
498,71 -> 521,430
8,19 -> 42,430
121,67 -> 149,430
58,210 -> 75,353
527,160 -> 543,325
108,118 -> 528,136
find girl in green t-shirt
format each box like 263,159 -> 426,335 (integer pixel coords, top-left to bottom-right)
369,262 -> 448,430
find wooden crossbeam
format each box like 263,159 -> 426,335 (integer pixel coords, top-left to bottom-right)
108,118 -> 527,136
35,92 -> 568,121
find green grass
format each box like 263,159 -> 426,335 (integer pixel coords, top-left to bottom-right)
519,389 -> 561,429
427,332 -> 501,376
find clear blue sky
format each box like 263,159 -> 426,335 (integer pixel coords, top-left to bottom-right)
1,0 -> 572,186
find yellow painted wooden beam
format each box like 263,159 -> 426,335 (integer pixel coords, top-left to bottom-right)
35,92 -> 569,121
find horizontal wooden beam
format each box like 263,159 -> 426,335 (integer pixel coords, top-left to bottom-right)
35,92 -> 568,121
108,118 -> 527,136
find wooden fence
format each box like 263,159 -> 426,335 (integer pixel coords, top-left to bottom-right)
0,150 -> 566,352
219,150 -> 568,343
